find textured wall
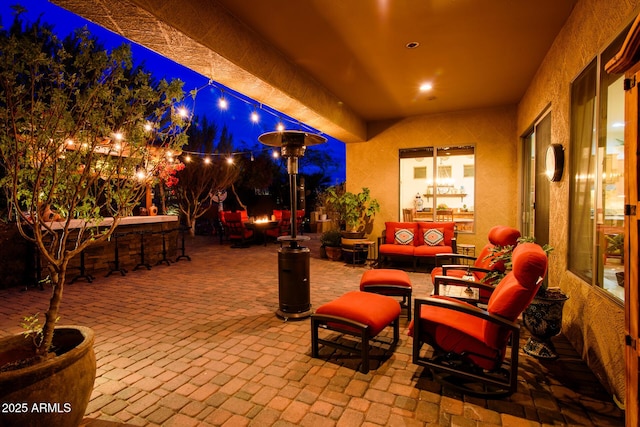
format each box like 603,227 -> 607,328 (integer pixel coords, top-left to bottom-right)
347,106 -> 518,252
517,0 -> 640,402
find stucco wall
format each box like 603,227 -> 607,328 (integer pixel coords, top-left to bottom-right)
517,0 -> 640,403
346,106 -> 518,253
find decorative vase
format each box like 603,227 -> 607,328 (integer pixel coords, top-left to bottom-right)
522,293 -> 569,359
0,326 -> 96,427
149,204 -> 158,216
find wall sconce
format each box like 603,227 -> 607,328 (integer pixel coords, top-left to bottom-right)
545,144 -> 564,182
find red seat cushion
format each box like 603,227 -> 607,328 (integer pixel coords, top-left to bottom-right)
360,269 -> 412,289
408,299 -> 504,370
414,245 -> 454,257
379,243 -> 415,256
315,291 -> 401,337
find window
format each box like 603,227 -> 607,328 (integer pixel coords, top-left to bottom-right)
568,30 -> 626,302
399,145 -> 475,232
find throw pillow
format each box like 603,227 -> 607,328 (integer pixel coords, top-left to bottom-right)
423,228 -> 444,246
394,228 -> 414,245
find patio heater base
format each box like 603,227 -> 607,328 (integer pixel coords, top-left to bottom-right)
276,243 -> 311,320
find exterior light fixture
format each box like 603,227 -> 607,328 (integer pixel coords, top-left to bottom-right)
545,144 -> 564,182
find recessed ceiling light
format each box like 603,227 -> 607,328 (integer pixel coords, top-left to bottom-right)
406,41 -> 420,49
419,82 -> 433,92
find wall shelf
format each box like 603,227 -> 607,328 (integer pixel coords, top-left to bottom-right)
423,193 -> 467,202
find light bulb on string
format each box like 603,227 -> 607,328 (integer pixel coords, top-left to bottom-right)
218,96 -> 228,110
276,122 -> 285,132
250,152 -> 255,161
226,156 -> 234,164
250,110 -> 259,123
204,157 -> 211,165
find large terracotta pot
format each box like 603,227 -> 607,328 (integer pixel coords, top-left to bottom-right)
0,326 -> 96,427
522,293 -> 569,359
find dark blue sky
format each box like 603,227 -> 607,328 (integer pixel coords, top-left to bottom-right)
1,0 -> 346,184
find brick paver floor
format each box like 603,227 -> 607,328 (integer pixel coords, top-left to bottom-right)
0,233 -> 624,426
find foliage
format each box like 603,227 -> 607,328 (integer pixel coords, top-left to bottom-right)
320,229 -> 342,247
325,185 -> 380,232
172,119 -> 240,234
0,13 -> 189,360
482,236 -> 555,292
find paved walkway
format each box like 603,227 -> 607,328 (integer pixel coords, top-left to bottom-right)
0,234 -> 624,426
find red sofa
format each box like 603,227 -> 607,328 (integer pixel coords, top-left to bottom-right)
378,221 -> 457,270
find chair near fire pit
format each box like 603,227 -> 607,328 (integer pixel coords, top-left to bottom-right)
410,242 -> 548,397
224,211 -> 254,248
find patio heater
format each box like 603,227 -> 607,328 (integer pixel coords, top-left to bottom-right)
259,130 -> 326,319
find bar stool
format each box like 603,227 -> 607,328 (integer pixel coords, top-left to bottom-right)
106,232 -> 128,277
175,225 -> 191,262
155,228 -> 173,266
133,230 -> 153,271
70,249 -> 95,283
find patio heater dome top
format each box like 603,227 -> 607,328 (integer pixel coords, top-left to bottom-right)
258,130 -> 326,148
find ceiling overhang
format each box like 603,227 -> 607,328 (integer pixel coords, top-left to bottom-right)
51,0 -> 367,143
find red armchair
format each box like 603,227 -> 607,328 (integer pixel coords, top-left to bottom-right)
223,211 -> 253,247
410,242 -> 548,397
431,225 -> 521,303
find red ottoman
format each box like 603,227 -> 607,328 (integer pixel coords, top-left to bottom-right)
360,269 -> 413,320
311,291 -> 401,374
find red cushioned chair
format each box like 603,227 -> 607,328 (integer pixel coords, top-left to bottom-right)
410,242 -> 548,397
432,225 -> 521,304
224,211 -> 254,248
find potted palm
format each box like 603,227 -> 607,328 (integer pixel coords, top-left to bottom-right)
325,185 -> 380,238
0,13 -> 189,427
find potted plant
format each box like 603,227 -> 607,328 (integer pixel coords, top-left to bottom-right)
320,229 -> 343,261
0,13 -> 188,427
483,236 -> 567,359
325,185 -> 380,237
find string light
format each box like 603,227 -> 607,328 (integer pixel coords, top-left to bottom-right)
218,95 -> 228,110
166,78 -> 330,166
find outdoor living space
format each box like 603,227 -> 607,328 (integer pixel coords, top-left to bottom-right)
0,234 -> 623,426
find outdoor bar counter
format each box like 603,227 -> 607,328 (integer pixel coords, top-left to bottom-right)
58,215 -> 183,281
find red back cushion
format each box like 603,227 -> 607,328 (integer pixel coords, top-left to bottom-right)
488,225 -> 521,246
385,222 -> 417,245
225,211 -> 242,222
417,222 -> 455,246
484,243 -> 547,347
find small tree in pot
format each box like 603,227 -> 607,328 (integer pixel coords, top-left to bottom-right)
325,185 -> 380,236
0,12 -> 189,425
